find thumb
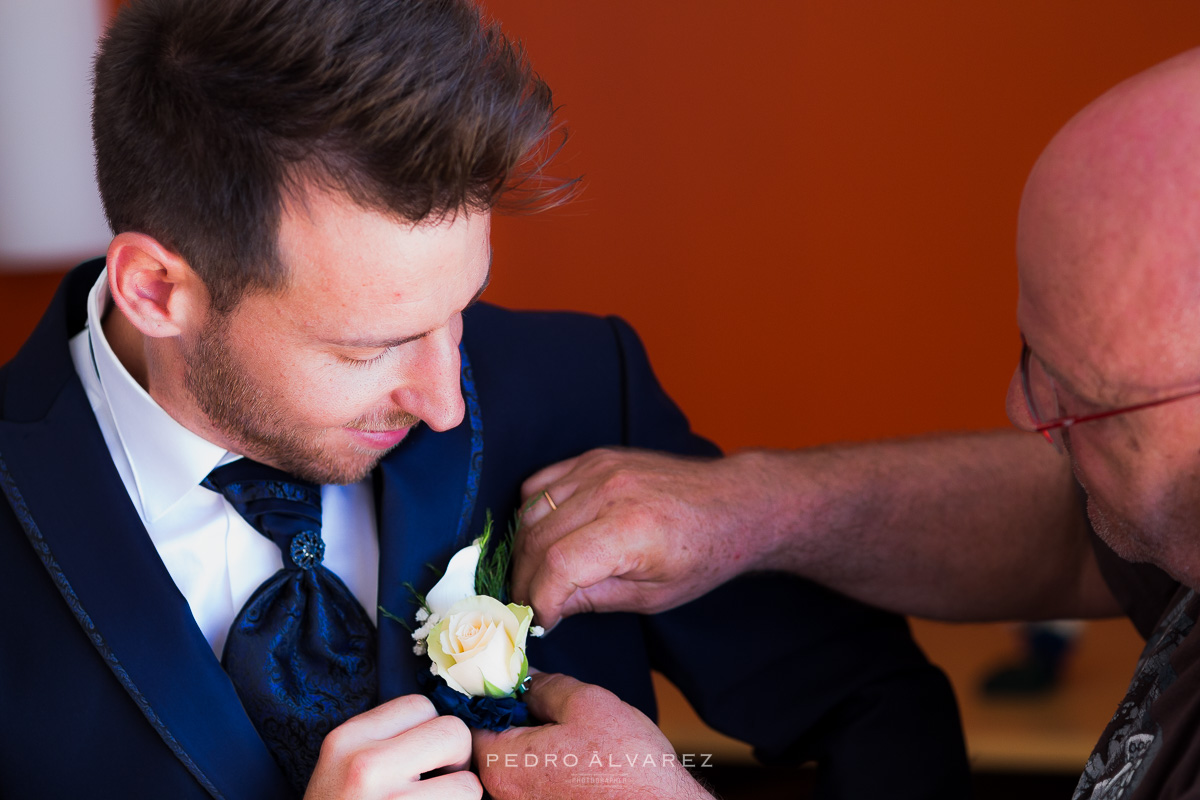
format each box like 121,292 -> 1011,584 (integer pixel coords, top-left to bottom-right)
520,672 -> 590,724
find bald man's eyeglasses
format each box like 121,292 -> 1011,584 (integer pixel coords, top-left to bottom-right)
1019,336 -> 1200,452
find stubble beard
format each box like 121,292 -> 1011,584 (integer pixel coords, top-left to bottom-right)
1065,428 -> 1153,563
1066,432 -> 1200,588
1086,496 -> 1148,563
183,319 -> 416,485
1083,473 -> 1199,582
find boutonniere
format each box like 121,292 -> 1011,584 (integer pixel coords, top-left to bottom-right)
384,513 -> 544,731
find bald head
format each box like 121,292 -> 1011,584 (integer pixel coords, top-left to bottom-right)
1018,47 -> 1200,400
1013,48 -> 1200,583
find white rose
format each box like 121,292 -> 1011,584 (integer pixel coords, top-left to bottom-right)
426,595 -> 533,697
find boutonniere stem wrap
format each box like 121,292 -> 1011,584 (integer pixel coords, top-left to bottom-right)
392,513 -> 544,731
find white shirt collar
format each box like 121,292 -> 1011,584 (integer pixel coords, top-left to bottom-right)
82,269 -> 234,523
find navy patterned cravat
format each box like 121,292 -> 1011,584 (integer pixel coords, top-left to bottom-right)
202,459 -> 377,793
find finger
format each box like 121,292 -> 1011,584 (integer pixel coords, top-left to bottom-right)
518,489 -> 546,516
561,571 -> 692,617
442,738 -> 472,775
471,727 -> 540,800
470,726 -> 498,753
514,471 -> 632,603
330,693 -> 439,747
516,482 -> 580,532
470,725 -> 547,793
559,577 -> 649,617
519,450 -> 627,530
314,712 -> 472,793
518,672 -> 596,724
511,498 -> 590,604
470,724 -> 526,762
388,714 -> 474,777
524,519 -> 634,623
405,769 -> 483,799
518,486 -> 565,530
520,455 -> 584,502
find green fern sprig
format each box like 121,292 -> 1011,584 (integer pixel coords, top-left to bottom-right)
378,581 -> 430,632
474,510 -> 516,601
378,605 -> 412,632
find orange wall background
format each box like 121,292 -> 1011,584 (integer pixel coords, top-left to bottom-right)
4,3 -> 1200,454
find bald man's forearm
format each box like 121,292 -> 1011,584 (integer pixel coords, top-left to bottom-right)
741,429 -> 1119,621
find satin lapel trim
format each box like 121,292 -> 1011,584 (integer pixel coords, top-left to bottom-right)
375,344 -> 483,701
0,382 -> 292,800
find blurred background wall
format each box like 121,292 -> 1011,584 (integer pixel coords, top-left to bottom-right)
0,0 -> 109,267
3,1 -> 1200,456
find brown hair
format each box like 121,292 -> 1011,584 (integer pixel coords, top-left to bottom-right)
93,0 -> 574,312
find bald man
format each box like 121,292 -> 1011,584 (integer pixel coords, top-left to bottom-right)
474,48 -> 1200,800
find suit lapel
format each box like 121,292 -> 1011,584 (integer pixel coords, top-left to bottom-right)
375,345 -> 483,701
0,263 -> 291,800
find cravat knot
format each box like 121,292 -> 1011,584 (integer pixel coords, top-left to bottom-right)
289,530 -> 325,569
202,460 -> 324,566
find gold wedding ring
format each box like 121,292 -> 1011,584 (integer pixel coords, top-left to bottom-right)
543,489 -> 558,511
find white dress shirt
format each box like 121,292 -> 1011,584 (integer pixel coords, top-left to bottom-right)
68,269 -> 379,658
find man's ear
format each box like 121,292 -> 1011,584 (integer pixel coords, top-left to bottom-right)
106,232 -> 209,338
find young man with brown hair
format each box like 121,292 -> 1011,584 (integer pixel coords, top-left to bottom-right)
0,1 -> 968,797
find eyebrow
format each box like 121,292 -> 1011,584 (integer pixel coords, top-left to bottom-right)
328,254 -> 492,349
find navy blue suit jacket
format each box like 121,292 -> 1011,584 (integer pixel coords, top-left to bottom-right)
0,260 -> 967,798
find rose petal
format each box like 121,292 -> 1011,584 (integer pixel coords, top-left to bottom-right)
451,617 -> 499,656
426,618 -> 470,695
447,660 -> 489,697
444,610 -> 481,654
507,603 -> 534,650
446,596 -> 521,630
465,627 -> 517,696
508,647 -> 527,691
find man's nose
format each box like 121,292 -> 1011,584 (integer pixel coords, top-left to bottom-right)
395,329 -> 466,432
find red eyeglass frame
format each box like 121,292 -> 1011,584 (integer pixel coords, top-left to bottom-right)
1019,336 -> 1200,445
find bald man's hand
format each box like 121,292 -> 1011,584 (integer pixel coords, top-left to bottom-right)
472,673 -> 712,800
513,433 -> 1106,626
512,448 -> 778,628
